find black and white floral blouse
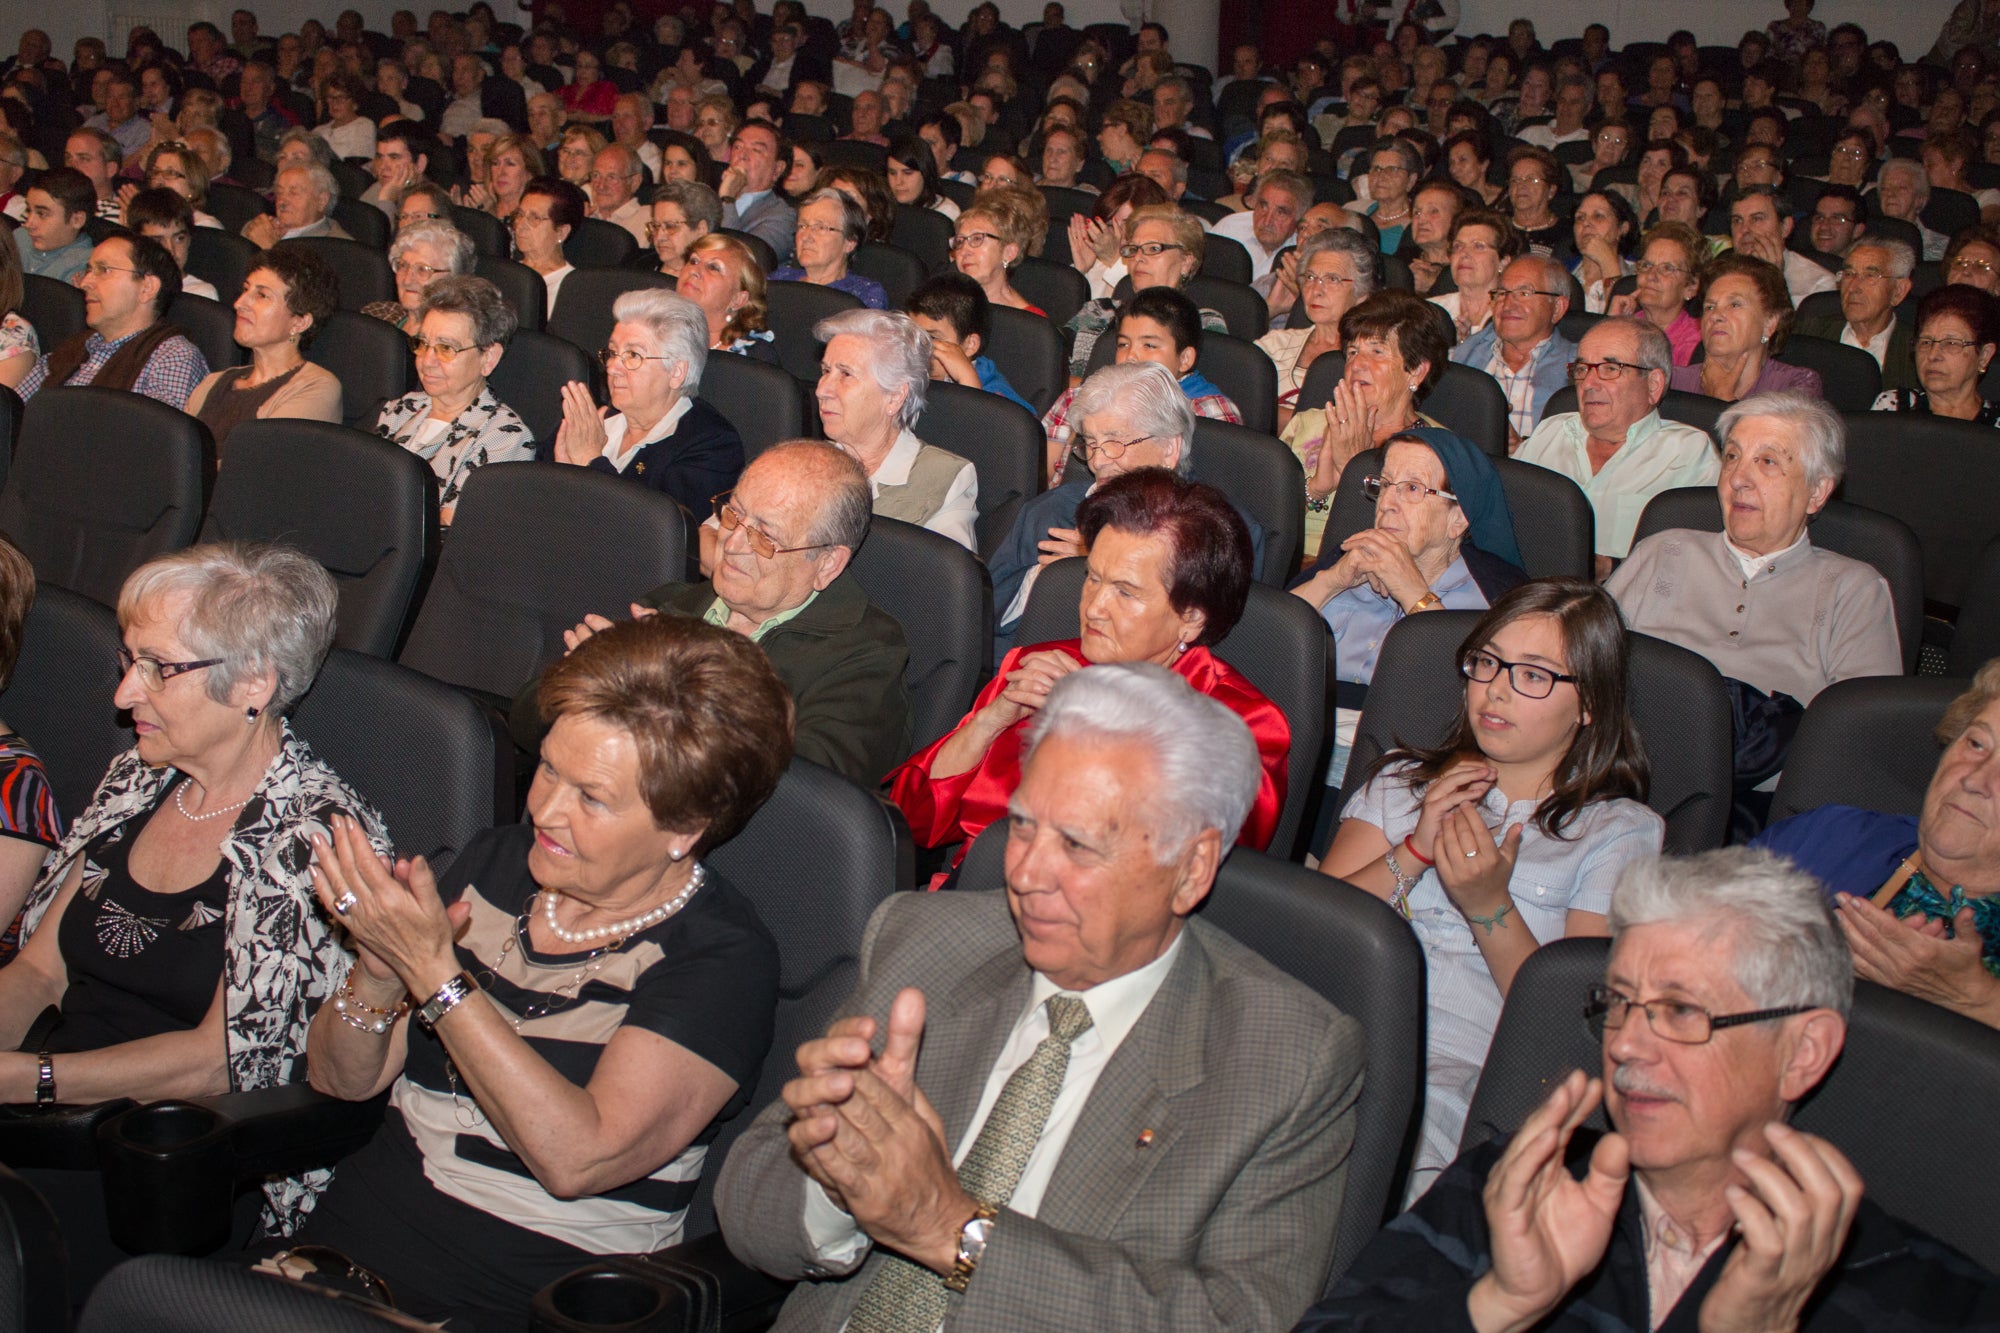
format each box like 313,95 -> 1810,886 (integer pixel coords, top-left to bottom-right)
18,724 -> 391,1235
373,387 -> 536,511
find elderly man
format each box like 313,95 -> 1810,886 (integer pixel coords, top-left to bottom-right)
1519,74 -> 1592,149
185,21 -> 242,85
1796,239 -> 1919,393
12,168 -> 95,282
362,122 -> 428,220
1731,185 -> 1837,306
719,120 -> 796,267
844,90 -> 891,147
586,144 -> 650,246
1212,169 -> 1312,284
749,24 -> 827,99
1516,318 -> 1721,574
64,129 -> 124,222
1135,147 -> 1190,203
1876,157 -> 1950,261
18,234 -> 208,408
235,60 -> 294,165
83,73 -> 149,161
1609,391 -> 1898,711
1454,253 -> 1578,445
717,661 -> 1361,1330
1152,75 -> 1211,139
1296,845 -> 2000,1331
439,53 -> 488,141
610,92 -> 663,181
244,164 -> 352,247
515,439 -> 913,786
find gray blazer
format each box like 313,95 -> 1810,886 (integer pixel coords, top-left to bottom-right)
713,889 -> 1364,1331
722,190 -> 797,267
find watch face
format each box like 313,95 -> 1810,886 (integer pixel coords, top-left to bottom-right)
960,1214 -> 995,1259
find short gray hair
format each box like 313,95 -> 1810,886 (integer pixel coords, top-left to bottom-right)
1023,662 -> 1261,860
651,178 -> 721,233
1137,148 -> 1188,186
1255,168 -> 1313,209
1071,361 -> 1196,475
1507,250 -> 1571,299
1847,234 -> 1917,280
1876,156 -> 1931,206
754,439 -> 873,551
417,274 -> 518,349
1717,389 -> 1846,491
1369,137 -> 1424,177
799,186 -> 869,247
812,308 -> 932,429
1609,847 -> 1853,1019
117,543 -> 338,714
289,163 -> 337,218
1297,227 -> 1379,302
390,219 -> 475,277
612,287 -> 711,393
1587,314 -> 1673,376
276,126 -> 335,167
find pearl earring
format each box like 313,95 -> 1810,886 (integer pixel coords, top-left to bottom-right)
245,705 -> 260,723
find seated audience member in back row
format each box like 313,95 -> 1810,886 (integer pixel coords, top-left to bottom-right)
772,187 -> 887,308
515,440 -> 914,787
375,276 -> 534,525
18,234 -> 209,410
1871,283 -> 2000,424
1756,659 -> 2000,1030
814,308 -> 980,552
991,362 -> 1266,653
186,243 -> 344,451
891,468 -> 1289,872
1452,252 -> 1576,446
126,189 -> 220,302
904,270 -> 1036,413
1043,288 -> 1241,483
719,119 -> 796,267
244,164 -> 353,248
1067,198 -> 1227,380
364,220 -> 476,335
1794,238 -> 1920,394
1514,317 -> 1721,577
1296,846 -> 2000,1330
719,663 -> 1359,1330
550,288 -> 744,518
12,167 -> 96,283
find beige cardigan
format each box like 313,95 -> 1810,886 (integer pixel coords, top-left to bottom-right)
185,360 -> 344,426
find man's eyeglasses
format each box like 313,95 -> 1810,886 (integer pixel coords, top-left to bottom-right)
1460,649 -> 1576,699
1838,265 -> 1894,282
796,220 -> 846,237
1566,358 -> 1653,382
1119,241 -> 1185,259
1493,286 -> 1562,303
1583,982 -> 1812,1045
117,647 -> 222,691
1362,476 -> 1456,505
713,493 -> 828,559
81,262 -> 142,281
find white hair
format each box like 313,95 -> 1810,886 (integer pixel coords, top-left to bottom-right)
389,219 -> 475,276
1609,847 -> 1853,1019
1024,663 -> 1260,859
1876,156 -> 1931,208
1587,314 -> 1673,376
813,308 -> 932,429
1070,361 -> 1195,475
1717,389 -> 1845,491
612,288 -> 711,393
1846,234 -> 1918,280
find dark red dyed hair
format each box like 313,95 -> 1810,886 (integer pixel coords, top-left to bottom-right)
1075,467 -> 1253,646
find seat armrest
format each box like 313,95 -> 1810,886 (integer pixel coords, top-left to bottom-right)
0,1098 -> 139,1170
649,1231 -> 794,1333
528,1232 -> 794,1333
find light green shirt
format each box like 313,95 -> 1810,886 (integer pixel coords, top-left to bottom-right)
703,589 -> 820,641
1514,409 -> 1721,557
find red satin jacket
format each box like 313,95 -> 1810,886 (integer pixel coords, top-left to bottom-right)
886,640 -> 1290,865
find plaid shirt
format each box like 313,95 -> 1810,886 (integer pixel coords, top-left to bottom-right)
1043,378 -> 1244,485
19,327 -> 210,410
1485,335 -> 1555,441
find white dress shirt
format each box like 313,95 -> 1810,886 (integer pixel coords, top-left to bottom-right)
1210,210 -> 1286,283
541,263 -> 575,320
802,933 -> 1186,1272
600,397 -> 693,472
1839,319 -> 1894,369
870,428 -> 979,552
1782,249 -> 1837,305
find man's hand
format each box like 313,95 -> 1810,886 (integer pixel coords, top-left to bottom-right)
1035,526 -> 1087,567
242,213 -> 280,248
1468,1071 -> 1628,1333
1735,228 -> 1785,268
810,1067 -> 972,1274
1696,1122 -> 1862,1333
718,163 -> 747,201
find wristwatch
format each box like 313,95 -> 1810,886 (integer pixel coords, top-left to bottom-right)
413,971 -> 481,1033
34,1052 -> 54,1107
944,1203 -> 998,1293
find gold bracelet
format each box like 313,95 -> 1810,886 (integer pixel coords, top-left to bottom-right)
1407,591 -> 1444,614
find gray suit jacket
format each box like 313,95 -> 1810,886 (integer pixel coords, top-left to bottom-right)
723,190 -> 798,267
713,889 -> 1364,1331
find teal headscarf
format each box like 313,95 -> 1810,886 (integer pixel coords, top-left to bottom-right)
1392,426 -> 1524,569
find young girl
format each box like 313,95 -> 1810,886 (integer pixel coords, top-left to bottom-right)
1320,578 -> 1662,1198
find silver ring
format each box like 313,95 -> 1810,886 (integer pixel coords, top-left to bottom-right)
333,892 -> 358,916
1463,849 -> 1479,859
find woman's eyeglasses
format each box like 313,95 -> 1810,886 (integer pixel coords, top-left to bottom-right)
117,647 -> 222,691
409,334 -> 484,363
1461,649 -> 1576,699
1118,241 -> 1185,259
1361,476 -> 1457,504
600,347 -> 670,370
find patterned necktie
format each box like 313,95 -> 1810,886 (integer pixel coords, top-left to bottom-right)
846,994 -> 1095,1333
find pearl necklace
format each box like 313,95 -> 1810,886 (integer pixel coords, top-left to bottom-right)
540,862 -> 706,944
175,784 -> 251,823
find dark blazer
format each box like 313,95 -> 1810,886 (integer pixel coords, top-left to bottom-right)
537,395 -> 745,521
1795,315 -> 1919,393
745,50 -> 831,94
713,889 -> 1364,1331
508,573 -> 913,786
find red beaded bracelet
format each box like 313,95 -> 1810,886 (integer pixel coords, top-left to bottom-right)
1403,834 -> 1435,868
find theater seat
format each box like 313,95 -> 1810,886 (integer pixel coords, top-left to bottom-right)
1768,675 -> 1964,824
912,381 -> 1045,561
1322,446 -> 1595,581
846,516 -> 991,750
698,351 -> 805,461
1299,353 -> 1511,457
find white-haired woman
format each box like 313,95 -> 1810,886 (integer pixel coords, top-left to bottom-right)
553,288 -> 745,517
362,220 -> 477,334
814,308 -> 979,551
1259,227 -> 1379,431
770,187 -> 887,309
0,544 -> 389,1235
374,277 -> 535,525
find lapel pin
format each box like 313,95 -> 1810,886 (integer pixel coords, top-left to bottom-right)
1136,1129 -> 1155,1148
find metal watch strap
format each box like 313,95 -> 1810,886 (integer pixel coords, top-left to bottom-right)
944,1203 -> 998,1293
413,971 -> 480,1033
34,1052 -> 53,1107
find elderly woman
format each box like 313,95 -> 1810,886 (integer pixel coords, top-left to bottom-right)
1067,202 -> 1223,380
678,233 -> 779,364
1752,660 -> 2000,1027
555,127 -> 607,191
1401,181 -> 1463,296
312,71 -> 375,160
511,176 -> 585,320
952,186 -> 1044,315
291,616 -> 785,1325
2,544 -> 387,1233
1064,174 -> 1170,306
374,277 -> 534,524
0,538 -> 63,965
1872,283 -> 2000,423
1429,208 -> 1523,344
770,187 -> 886,309
891,467 -> 1288,869
1670,254 -> 1821,401
1261,228 -> 1380,432
186,244 -> 344,450
1571,189 -> 1639,314
1292,426 -> 1528,786
552,289 -> 744,516
1286,290 -> 1454,556
814,308 -> 978,551
648,180 -> 719,279
1945,226 -> 2000,295
395,182 -> 455,233
125,141 -> 220,229
1363,139 -> 1424,256
1036,125 -> 1091,192
362,220 -> 476,333
1607,220 -> 1705,366
1610,392 -> 1899,801
886,134 -> 958,219
1444,131 -> 1504,208
1572,120 -> 1632,194
693,95 -> 737,164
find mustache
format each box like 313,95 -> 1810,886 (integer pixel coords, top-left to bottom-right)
1611,1065 -> 1679,1102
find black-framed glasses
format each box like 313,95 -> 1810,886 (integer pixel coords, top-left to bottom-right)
1118,241 -> 1185,259
1362,475 -> 1456,505
1566,358 -> 1653,382
117,647 -> 223,691
712,492 -> 829,560
1583,982 -> 1813,1045
1493,286 -> 1562,303
1461,649 -> 1577,699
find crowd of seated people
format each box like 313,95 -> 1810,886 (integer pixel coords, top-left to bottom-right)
6,3 -> 2000,1328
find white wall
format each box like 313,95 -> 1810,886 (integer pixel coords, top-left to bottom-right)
1456,0 -> 1957,66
